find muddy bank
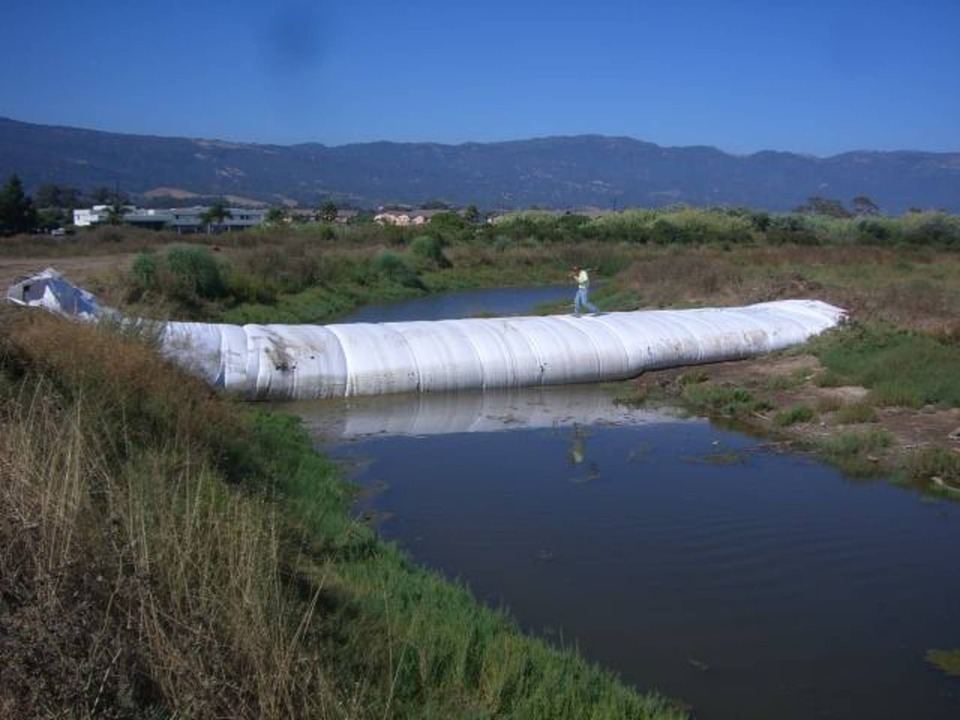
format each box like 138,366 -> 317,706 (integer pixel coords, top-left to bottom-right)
633,353 -> 960,490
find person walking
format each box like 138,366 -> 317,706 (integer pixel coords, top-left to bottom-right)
571,265 -> 598,316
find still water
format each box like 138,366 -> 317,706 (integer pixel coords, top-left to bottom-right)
290,289 -> 960,720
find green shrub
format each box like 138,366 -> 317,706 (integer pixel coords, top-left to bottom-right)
901,212 -> 960,247
373,250 -> 425,289
856,218 -> 897,245
683,384 -> 761,417
902,447 -> 960,487
132,251 -> 159,290
409,235 -> 451,268
165,244 -> 225,299
222,268 -> 278,305
766,215 -> 820,246
816,428 -> 893,477
773,404 -> 816,427
812,323 -> 960,408
834,401 -> 878,424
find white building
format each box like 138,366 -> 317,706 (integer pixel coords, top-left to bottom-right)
72,205 -> 267,232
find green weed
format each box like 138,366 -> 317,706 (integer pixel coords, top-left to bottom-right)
925,648 -> 960,677
0,306 -> 685,719
902,447 -> 960,491
812,323 -> 960,408
682,383 -> 765,418
816,428 -> 894,477
773,404 -> 816,427
834,401 -> 878,424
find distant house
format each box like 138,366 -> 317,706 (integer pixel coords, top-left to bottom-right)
335,209 -> 359,224
73,205 -> 128,226
374,211 -> 412,226
373,209 -> 442,226
286,208 -> 361,224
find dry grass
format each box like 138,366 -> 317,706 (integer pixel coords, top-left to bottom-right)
613,245 -> 960,333
0,309 -> 342,718
0,306 -> 687,719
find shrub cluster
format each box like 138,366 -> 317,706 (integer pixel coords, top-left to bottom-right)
131,243 -> 226,311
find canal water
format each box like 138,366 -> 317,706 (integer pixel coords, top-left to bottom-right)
289,288 -> 960,720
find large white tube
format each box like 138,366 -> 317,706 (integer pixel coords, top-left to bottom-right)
159,299 -> 846,400
5,270 -> 846,401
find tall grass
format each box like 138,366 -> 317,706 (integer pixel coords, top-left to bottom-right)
0,307 -> 685,719
814,428 -> 894,477
0,309 -> 337,717
811,322 -> 960,408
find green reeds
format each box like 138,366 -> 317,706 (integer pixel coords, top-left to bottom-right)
815,428 -> 894,477
813,323 -> 960,409
833,401 -> 879,425
772,404 -> 816,427
0,313 -> 339,717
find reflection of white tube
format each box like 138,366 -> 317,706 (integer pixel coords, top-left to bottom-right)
159,299 -> 844,400
286,384 -> 697,441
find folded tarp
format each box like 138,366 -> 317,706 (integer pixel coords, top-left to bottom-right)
5,267 -> 109,320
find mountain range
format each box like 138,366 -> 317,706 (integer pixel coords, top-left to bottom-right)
1,117 -> 958,214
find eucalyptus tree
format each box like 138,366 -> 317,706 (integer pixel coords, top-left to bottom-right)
851,195 -> 881,217
319,200 -> 338,223
0,174 -> 38,236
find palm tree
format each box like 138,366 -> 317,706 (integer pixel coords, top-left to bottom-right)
104,203 -> 126,225
319,200 -> 338,223
200,199 -> 232,234
265,206 -> 287,225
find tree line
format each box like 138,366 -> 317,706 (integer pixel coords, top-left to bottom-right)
1,169 -> 951,243
0,174 -> 126,235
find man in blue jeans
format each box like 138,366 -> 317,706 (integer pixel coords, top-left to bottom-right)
571,265 -> 598,316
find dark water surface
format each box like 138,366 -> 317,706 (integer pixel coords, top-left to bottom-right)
291,289 -> 960,720
340,284 -> 570,322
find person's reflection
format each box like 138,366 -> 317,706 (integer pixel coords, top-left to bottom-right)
567,424 -> 600,482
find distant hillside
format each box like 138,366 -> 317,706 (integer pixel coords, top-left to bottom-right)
1,117 -> 958,213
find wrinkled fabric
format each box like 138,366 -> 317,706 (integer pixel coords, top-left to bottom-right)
161,300 -> 845,400
5,269 -> 845,401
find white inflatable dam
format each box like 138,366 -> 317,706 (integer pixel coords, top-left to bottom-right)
161,299 -> 845,400
7,269 -> 846,401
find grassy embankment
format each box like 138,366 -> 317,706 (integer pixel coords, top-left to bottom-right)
612,240 -> 960,491
4,205 -> 960,712
0,305 -> 685,718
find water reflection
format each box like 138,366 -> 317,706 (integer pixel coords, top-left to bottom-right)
567,424 -> 601,483
303,396 -> 960,720
288,383 -> 690,442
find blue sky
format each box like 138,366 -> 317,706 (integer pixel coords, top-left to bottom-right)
2,0 -> 958,156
